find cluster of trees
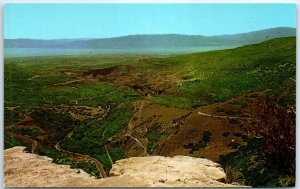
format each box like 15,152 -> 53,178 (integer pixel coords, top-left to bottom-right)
29,108 -> 79,142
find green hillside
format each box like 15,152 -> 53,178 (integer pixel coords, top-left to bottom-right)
147,37 -> 296,107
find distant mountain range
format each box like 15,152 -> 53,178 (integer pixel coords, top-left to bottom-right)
5,27 -> 296,49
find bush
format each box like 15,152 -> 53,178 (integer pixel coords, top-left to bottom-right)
249,98 -> 295,175
225,166 -> 244,184
183,131 -> 211,153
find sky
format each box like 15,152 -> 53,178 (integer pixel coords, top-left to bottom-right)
4,3 -> 296,39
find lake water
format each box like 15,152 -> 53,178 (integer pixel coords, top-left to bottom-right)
4,46 -> 238,57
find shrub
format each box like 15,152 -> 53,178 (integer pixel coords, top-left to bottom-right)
225,166 -> 244,184
249,98 -> 295,175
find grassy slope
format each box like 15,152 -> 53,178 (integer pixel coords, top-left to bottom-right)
148,37 -> 295,107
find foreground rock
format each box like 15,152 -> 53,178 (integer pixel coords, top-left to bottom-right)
4,146 -> 240,187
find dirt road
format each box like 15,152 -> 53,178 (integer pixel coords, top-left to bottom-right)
54,141 -> 107,178
5,131 -> 40,154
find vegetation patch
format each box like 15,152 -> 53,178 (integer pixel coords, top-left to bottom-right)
216,107 -> 225,113
60,106 -> 132,173
4,134 -> 28,149
229,118 -> 241,125
222,132 -> 230,137
226,110 -> 241,116
233,132 -> 242,137
29,108 -> 79,142
146,125 -> 166,153
220,137 -> 281,187
151,95 -> 193,109
7,127 -> 42,137
227,142 -> 241,149
4,110 -> 20,126
43,83 -> 140,107
39,146 -> 100,178
184,131 -> 211,154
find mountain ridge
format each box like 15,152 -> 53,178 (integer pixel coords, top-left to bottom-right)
5,27 -> 296,49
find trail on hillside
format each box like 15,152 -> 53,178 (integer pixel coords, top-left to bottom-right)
126,134 -> 149,156
197,111 -> 255,120
45,79 -> 84,87
124,102 -> 149,156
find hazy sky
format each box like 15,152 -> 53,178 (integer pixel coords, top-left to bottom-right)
4,4 -> 296,39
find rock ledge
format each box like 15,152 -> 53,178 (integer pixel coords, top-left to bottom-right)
4,146 -> 241,187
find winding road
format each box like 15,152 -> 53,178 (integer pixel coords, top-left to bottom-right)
54,141 -> 107,178
5,124 -> 107,178
52,106 -> 113,178
5,131 -> 40,154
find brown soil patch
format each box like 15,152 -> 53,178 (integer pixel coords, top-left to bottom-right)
82,66 -> 118,77
115,95 -> 259,163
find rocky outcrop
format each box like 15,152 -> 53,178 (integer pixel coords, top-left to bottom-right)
4,146 -> 241,187
109,155 -> 237,187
